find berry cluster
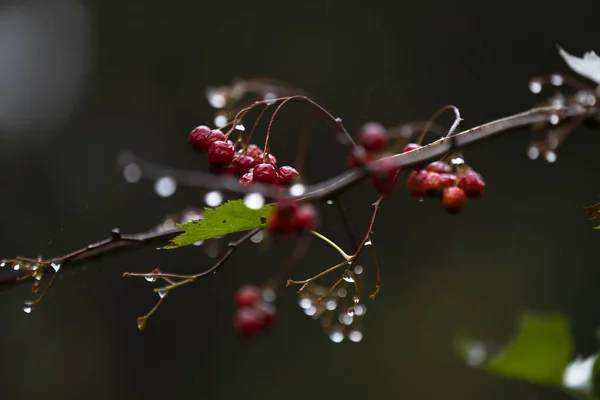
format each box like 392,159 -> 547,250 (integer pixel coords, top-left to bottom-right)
403,143 -> 486,214
267,199 -> 318,235
188,125 -> 300,186
233,285 -> 276,339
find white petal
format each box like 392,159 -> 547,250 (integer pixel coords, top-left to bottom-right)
558,45 -> 600,84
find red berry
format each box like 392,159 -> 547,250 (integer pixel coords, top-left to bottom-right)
277,166 -> 300,184
426,161 -> 452,174
293,205 -> 318,231
234,155 -> 255,174
407,170 -> 427,197
233,307 -> 267,338
253,163 -> 278,183
439,173 -> 457,187
422,171 -> 444,197
370,159 -> 401,194
403,143 -> 420,153
246,144 -> 263,159
208,141 -> 235,166
459,171 -> 485,198
442,186 -> 467,214
189,126 -> 226,152
235,285 -> 262,308
357,122 -> 388,152
256,301 -> 276,327
239,171 -> 254,186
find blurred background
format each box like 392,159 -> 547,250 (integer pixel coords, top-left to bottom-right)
1,0 -> 600,399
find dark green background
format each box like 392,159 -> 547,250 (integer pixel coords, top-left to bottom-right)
1,0 -> 600,399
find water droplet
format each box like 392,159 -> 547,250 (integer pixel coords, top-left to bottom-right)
123,163 -> 142,183
550,74 -> 564,86
51,262 -> 61,272
544,150 -> 557,163
348,330 -> 363,343
549,114 -> 560,125
364,239 -> 372,246
354,304 -> 367,316
417,197 -> 424,203
325,299 -> 337,310
304,306 -> 317,316
23,305 -> 32,314
463,340 -> 487,367
299,298 -> 312,309
193,240 -> 204,246
204,191 -> 223,207
529,80 -> 542,93
0,261 -> 6,267
329,327 -> 345,343
342,271 -> 355,283
154,177 -> 177,198
450,157 -> 465,165
353,265 -> 364,275
207,89 -> 227,108
289,184 -> 306,197
340,313 -> 354,325
326,200 -> 334,205
243,193 -> 265,210
353,295 -> 360,304
33,269 -> 43,281
346,307 -> 355,317
250,230 -> 264,244
157,289 -> 167,298
234,124 -> 245,131
13,263 -> 20,270
337,288 -> 347,298
264,92 -> 277,104
214,113 -> 228,127
262,288 -> 276,302
145,275 -> 156,283
527,145 -> 540,160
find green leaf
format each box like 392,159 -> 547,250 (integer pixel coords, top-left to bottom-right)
457,311 -> 574,387
164,200 -> 273,249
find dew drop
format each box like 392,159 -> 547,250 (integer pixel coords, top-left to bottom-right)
326,200 -> 334,205
204,190 -> 223,207
549,114 -> 560,125
264,92 -> 277,105
417,197 -> 424,203
289,184 -> 306,197
157,289 -> 167,298
23,305 -> 32,314
325,299 -> 337,311
463,340 -> 487,367
342,271 -> 355,283
550,74 -> 564,86
353,295 -> 360,304
262,288 -> 276,302
304,306 -> 317,316
154,177 -> 177,198
33,270 -> 43,281
250,230 -> 264,244
298,298 -> 312,309
13,263 -> 20,270
243,193 -> 265,210
354,304 -> 367,316
0,261 -> 5,268
329,327 -> 345,343
51,262 -> 61,272
337,288 -> 347,298
234,124 -> 245,131
145,275 -> 156,283
340,313 -> 354,325
346,307 -> 355,317
529,80 -> 542,93
450,157 -> 465,166
527,145 -> 540,160
353,265 -> 364,275
123,163 -> 142,183
214,113 -> 228,127
544,150 -> 557,163
364,239 -> 372,246
193,240 -> 204,246
348,330 -> 363,343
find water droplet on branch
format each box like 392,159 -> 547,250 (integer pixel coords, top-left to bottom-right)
145,275 -> 156,283
348,330 -> 363,342
329,326 -> 345,343
51,263 -> 61,272
154,177 -> 177,198
529,80 -> 542,93
342,271 -> 355,283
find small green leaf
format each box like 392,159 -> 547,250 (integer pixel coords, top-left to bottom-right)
164,200 -> 273,249
457,311 -> 574,387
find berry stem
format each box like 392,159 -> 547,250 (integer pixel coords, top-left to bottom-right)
416,105 -> 462,145
286,259 -> 349,287
310,230 -> 353,261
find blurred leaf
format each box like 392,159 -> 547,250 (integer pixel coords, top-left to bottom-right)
584,202 -> 600,226
457,311 -> 573,386
164,200 -> 273,249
